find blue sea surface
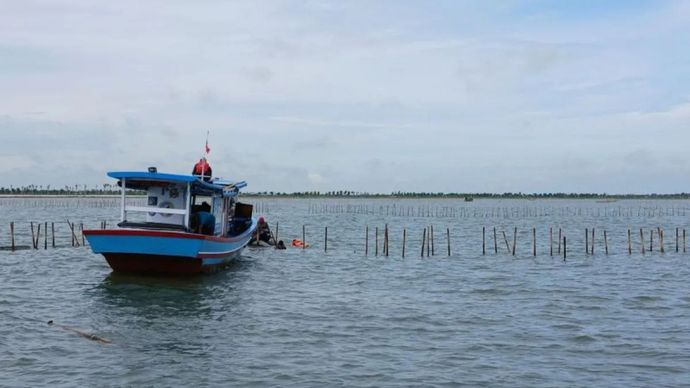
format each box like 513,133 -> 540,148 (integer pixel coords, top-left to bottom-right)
1,198 -> 689,387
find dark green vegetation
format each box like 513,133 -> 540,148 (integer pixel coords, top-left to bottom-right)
3,185 -> 689,199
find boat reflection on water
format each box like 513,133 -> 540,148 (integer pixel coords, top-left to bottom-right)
91,258 -> 253,323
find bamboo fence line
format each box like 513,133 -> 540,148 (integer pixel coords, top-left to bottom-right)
305,203 -> 690,218
0,219 -> 113,251
292,224 -> 689,259
2,221 -> 689,260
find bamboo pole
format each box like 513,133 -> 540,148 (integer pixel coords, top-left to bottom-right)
430,225 -> 435,256
80,223 -> 85,246
591,228 -> 595,255
421,228 -> 426,257
37,223 -> 42,250
10,222 -> 15,251
446,228 -> 450,256
532,227 -> 536,257
67,221 -> 80,247
493,227 -> 498,254
659,228 -> 664,253
385,224 -> 389,257
375,227 -> 379,256
512,227 -> 517,256
482,227 -> 485,256
51,222 -> 55,248
676,228 -> 679,253
585,228 -> 589,255
558,228 -> 562,254
502,231 -> 510,254
640,228 -> 645,254
275,222 -> 279,245
44,222 -> 48,250
563,236 -> 567,261
31,222 -> 36,249
684,229 -> 687,253
649,228 -> 653,252
604,230 -> 608,255
426,226 -> 431,257
402,229 -> 406,258
627,229 -> 631,255
365,226 -> 368,256
302,225 -> 306,250
324,227 -> 328,252
550,227 -> 553,257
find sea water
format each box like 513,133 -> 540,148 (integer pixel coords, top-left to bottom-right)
1,198 -> 689,387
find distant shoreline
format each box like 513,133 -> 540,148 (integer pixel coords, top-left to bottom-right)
1,193 -> 689,200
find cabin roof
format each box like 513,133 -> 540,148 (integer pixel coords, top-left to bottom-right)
107,171 -> 246,197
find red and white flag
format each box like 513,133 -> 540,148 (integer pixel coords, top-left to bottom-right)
204,131 -> 211,154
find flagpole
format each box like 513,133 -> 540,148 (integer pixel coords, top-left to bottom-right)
201,130 -> 210,180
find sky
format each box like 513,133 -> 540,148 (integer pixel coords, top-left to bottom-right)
1,0 -> 690,194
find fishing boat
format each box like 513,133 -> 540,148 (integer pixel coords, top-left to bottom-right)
83,168 -> 256,274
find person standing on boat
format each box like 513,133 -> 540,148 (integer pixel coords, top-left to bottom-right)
192,157 -> 212,181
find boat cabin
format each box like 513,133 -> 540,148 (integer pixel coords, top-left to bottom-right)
109,170 -> 252,237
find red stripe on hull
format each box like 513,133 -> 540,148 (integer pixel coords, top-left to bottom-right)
103,253 -> 231,274
84,229 -> 246,243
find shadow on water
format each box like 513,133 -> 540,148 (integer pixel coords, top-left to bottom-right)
89,258 -> 255,321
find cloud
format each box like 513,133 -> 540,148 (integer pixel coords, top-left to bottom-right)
0,0 -> 688,193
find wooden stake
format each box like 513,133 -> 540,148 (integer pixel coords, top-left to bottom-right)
585,228 -> 589,255
51,222 -> 55,248
558,228 -> 562,254
493,227 -> 498,254
36,223 -> 41,250
563,236 -> 567,261
482,227 -> 485,256
275,222 -> 279,245
402,229 -> 406,258
659,227 -> 664,253
591,228 -> 595,255
421,228 -> 426,257
67,221 -> 80,247
550,227 -> 553,257
649,228 -> 653,252
31,222 -> 36,249
502,231 -> 510,254
446,228 -> 450,256
640,228 -> 645,254
385,224 -> 389,257
375,227 -> 379,256
676,228 -> 679,253
44,222 -> 48,250
10,222 -> 15,251
627,229 -> 631,255
365,226 -> 369,256
302,225 -> 306,250
324,226 -> 328,252
532,227 -> 536,257
430,225 -> 435,256
604,230 -> 608,255
426,226 -> 431,257
80,223 -> 85,246
512,227 -> 517,256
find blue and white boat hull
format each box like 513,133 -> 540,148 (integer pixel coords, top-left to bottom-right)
83,224 -> 255,274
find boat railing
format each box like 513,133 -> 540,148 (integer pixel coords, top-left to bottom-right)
124,206 -> 187,215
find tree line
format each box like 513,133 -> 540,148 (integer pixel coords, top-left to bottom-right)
2,185 -> 690,199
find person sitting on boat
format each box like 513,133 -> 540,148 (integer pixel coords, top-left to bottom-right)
192,157 -> 212,182
251,217 -> 275,245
